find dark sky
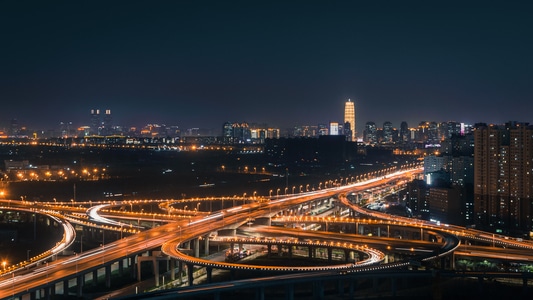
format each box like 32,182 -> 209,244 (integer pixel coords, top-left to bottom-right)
1,1 -> 532,134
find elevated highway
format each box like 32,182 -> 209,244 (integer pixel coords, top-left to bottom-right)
2,166 -> 533,299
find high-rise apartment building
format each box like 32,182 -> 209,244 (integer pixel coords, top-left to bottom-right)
344,99 -> 356,141
474,122 -> 533,233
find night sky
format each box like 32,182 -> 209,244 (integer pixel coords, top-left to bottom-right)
1,1 -> 532,134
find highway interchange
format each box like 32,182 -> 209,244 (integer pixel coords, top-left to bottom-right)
2,167 -> 533,299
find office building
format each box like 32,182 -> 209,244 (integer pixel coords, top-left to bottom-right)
344,99 -> 356,141
364,122 -> 377,145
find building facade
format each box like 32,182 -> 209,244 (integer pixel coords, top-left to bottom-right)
474,122 -> 533,234
344,99 -> 356,141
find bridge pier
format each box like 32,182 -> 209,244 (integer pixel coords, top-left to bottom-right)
348,278 -> 357,298
194,238 -> 200,257
118,258 -> 124,275
49,284 -> 56,298
337,278 -> 344,296
206,267 -> 212,283
327,248 -> 333,262
187,263 -> 194,286
255,286 -> 265,300
170,258 -> 176,281
391,277 -> 397,297
344,249 -> 350,263
178,260 -> 183,284
63,279 -> 69,295
313,281 -> 324,299
76,274 -> 83,298
92,269 -> 98,286
105,264 -> 112,288
286,283 -> 295,300
204,235 -> 210,256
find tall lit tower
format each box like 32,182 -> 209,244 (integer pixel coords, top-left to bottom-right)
344,99 -> 356,141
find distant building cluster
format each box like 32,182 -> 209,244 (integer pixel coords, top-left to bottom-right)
4,101 -> 533,237
362,121 -> 473,146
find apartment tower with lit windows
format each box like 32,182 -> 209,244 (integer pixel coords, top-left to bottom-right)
474,122 -> 533,234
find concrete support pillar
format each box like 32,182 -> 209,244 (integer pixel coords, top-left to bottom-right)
377,227 -> 381,237
308,246 -> 313,258
337,278 -> 344,296
50,284 -> 56,297
278,244 -> 283,256
206,267 -> 212,283
194,238 -> 200,257
344,250 -> 350,263
288,246 -> 293,258
105,265 -> 111,288
63,279 -> 69,295
153,258 -> 160,286
204,236 -> 210,256
327,248 -> 333,262
267,244 -> 272,258
43,286 -> 51,300
118,259 -> 124,275
286,284 -> 295,300
76,275 -> 83,298
313,281 -> 324,300
131,255 -> 137,280
391,277 -> 396,297
255,286 -> 265,300
93,269 -> 98,286
178,261 -> 183,284
187,264 -> 194,286
451,253 -> 456,270
170,258 -> 176,281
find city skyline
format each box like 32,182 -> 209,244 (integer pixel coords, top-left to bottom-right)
1,1 -> 532,133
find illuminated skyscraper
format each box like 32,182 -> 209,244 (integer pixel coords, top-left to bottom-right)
344,99 -> 356,141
